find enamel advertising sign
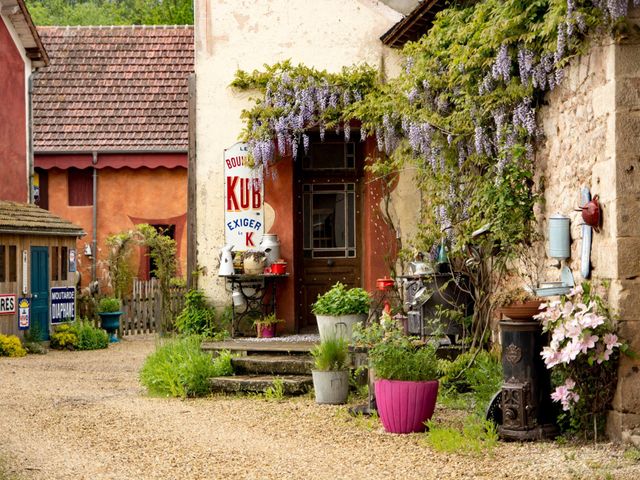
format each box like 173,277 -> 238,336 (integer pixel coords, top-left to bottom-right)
50,287 -> 75,324
0,294 -> 16,315
224,142 -> 264,251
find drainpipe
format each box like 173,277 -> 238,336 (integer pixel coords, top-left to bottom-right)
92,151 -> 98,282
27,74 -> 34,203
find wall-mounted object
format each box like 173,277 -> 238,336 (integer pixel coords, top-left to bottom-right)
580,187 -> 593,279
577,194 -> 600,232
548,214 -> 571,260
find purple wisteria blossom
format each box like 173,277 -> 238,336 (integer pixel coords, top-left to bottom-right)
518,47 -> 534,86
513,97 -> 536,136
492,44 -> 511,82
344,122 -> 351,142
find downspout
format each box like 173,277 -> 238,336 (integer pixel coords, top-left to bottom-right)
27,74 -> 34,203
92,151 -> 98,282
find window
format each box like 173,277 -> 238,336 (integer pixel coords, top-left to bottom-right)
51,246 -> 59,281
8,246 -> 16,282
0,246 -> 5,283
68,168 -> 93,206
61,246 -> 68,281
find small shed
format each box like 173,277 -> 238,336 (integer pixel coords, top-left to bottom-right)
0,201 -> 84,339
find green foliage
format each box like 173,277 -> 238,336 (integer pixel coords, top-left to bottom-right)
263,378 -> 286,402
26,0 -> 193,26
50,321 -> 109,350
438,348 -> 503,411
0,334 -> 26,358
425,415 -> 499,455
139,337 -> 233,398
311,337 -> 349,371
253,313 -> 284,327
49,324 -> 78,350
356,321 -> 439,382
75,322 -> 109,350
311,282 -> 371,316
175,289 -> 216,337
105,231 -> 136,299
623,447 -> 640,462
98,297 -> 121,313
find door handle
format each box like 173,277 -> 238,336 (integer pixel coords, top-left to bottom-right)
327,259 -> 335,267
33,294 -> 38,299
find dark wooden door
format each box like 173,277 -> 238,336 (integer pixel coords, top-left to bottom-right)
295,134 -> 363,332
30,247 -> 50,340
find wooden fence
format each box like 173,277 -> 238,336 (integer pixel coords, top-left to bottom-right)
120,278 -> 187,335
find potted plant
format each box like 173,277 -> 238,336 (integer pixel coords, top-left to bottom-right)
98,296 -> 123,343
495,286 -> 543,321
364,319 -> 439,434
312,282 -> 371,342
310,337 -> 350,404
254,313 -> 283,338
243,250 -> 266,275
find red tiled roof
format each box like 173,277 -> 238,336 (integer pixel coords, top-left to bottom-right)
33,25 -> 193,152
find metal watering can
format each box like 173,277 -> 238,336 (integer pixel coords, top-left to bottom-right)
218,244 -> 235,276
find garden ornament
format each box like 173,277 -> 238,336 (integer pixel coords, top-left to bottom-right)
576,195 -> 600,232
218,244 -> 235,276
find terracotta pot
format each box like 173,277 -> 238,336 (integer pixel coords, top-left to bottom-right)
499,300 -> 544,321
374,379 -> 439,434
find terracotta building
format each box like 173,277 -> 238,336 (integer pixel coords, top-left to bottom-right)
0,0 -> 47,202
32,26 -> 194,288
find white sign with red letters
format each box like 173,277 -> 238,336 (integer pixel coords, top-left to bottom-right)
224,142 -> 264,251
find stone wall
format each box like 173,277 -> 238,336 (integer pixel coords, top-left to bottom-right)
536,8 -> 640,439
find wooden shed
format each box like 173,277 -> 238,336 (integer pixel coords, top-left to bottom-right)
0,201 -> 84,339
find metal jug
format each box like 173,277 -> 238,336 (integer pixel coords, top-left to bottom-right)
218,244 -> 235,276
260,234 -> 280,266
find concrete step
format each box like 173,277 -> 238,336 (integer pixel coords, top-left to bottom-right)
209,374 -> 312,396
232,354 -> 314,375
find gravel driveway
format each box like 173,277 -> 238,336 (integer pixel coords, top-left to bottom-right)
0,336 -> 639,480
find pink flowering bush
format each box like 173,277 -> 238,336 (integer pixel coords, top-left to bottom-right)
536,282 -> 624,436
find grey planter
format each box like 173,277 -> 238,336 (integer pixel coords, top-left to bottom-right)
312,370 -> 350,405
316,314 -> 366,342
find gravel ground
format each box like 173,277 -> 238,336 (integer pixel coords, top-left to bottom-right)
0,336 -> 639,480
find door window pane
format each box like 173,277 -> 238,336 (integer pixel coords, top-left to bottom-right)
8,246 -> 17,282
51,246 -> 59,281
61,247 -> 68,281
0,246 -> 5,282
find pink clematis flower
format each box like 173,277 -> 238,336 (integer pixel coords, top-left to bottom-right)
603,333 -> 621,351
579,334 -> 598,354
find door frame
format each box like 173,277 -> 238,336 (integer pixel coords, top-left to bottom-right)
293,132 -> 365,332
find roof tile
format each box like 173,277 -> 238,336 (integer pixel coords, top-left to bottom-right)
33,26 -> 193,152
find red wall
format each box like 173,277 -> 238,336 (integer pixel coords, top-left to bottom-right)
0,19 -> 27,202
264,158 -> 296,333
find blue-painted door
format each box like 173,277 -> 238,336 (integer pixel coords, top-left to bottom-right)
30,247 -> 50,340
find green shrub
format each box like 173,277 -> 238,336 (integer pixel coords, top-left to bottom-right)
50,321 -> 109,351
175,289 -> 216,336
0,334 -> 26,357
312,282 -> 371,316
139,336 -> 234,398
49,323 -> 78,350
75,322 -> 109,350
311,337 -> 348,371
98,297 -> 121,313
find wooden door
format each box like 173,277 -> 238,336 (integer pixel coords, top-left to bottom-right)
30,246 -> 50,340
295,134 -> 363,332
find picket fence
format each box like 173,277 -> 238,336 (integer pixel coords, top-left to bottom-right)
120,278 -> 187,335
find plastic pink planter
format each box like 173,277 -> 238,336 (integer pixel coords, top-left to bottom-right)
257,324 -> 276,338
374,379 -> 439,434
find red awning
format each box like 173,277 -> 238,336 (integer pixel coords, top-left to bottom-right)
35,153 -> 188,170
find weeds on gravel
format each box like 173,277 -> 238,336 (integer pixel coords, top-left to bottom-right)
140,336 -> 233,398
424,415 -> 498,455
263,378 -> 286,401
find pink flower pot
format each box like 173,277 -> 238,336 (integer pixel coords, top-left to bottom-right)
374,379 -> 439,434
257,323 -> 276,338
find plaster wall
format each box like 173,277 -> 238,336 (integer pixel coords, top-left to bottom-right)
194,0 -> 404,315
536,7 -> 640,439
0,15 -> 28,202
45,167 -> 188,290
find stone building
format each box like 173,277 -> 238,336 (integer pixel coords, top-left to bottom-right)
193,0 -> 640,438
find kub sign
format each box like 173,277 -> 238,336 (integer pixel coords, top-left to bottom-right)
224,142 -> 264,251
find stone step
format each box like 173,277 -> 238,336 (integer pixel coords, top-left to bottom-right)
202,339 -> 317,355
209,374 -> 313,396
232,354 -> 314,375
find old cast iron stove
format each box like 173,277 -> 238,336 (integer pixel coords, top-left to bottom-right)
499,317 -> 557,440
